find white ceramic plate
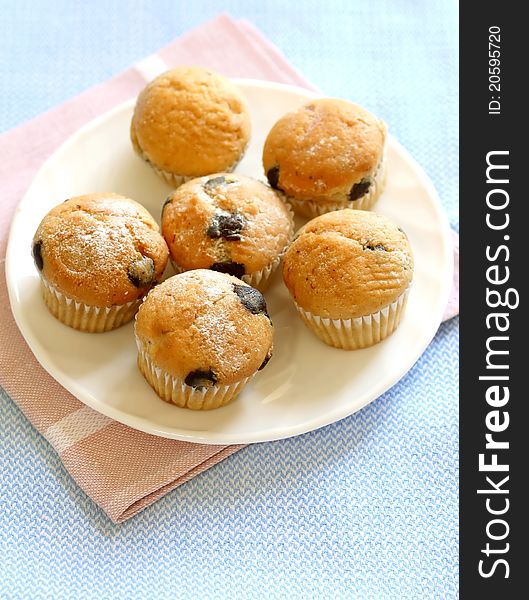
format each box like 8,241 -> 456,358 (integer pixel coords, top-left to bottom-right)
6,79 -> 453,445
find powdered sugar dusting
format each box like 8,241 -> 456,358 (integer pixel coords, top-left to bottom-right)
195,306 -> 242,369
50,221 -> 121,272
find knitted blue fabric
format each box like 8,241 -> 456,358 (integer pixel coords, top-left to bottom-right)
0,2 -> 458,597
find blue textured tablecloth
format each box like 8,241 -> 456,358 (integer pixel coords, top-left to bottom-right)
0,1 -> 458,598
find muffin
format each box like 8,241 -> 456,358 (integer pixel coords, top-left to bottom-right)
131,66 -> 251,187
134,270 -> 274,410
161,173 -> 294,291
282,210 -> 413,349
263,98 -> 387,217
32,193 -> 169,332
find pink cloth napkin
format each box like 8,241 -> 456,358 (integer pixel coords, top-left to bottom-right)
0,15 -> 459,523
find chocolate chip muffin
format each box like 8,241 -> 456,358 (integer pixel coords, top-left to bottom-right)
161,173 -> 294,291
134,270 -> 274,410
263,98 -> 387,218
131,66 -> 251,187
32,193 -> 169,332
282,210 -> 413,349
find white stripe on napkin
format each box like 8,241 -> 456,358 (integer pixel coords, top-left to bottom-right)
45,407 -> 112,454
134,54 -> 170,82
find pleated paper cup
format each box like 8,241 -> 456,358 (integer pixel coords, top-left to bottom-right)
295,287 -> 409,350
136,343 -> 251,410
40,277 -> 141,333
241,254 -> 282,291
170,251 -> 284,293
286,152 -> 387,218
137,147 -> 246,190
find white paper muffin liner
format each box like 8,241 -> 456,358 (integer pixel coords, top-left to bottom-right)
242,255 -> 282,291
169,254 -> 281,293
40,277 -> 141,333
286,150 -> 388,218
136,344 -> 252,410
294,287 -> 410,350
137,147 -> 245,189
168,197 -> 295,292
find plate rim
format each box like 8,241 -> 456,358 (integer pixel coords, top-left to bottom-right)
5,78 -> 454,445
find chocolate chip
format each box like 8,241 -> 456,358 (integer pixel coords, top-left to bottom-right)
232,283 -> 270,321
266,166 -> 280,190
203,176 -> 238,198
203,176 -> 229,197
32,240 -> 44,271
210,261 -> 246,279
184,369 -> 218,390
203,176 -> 227,190
161,196 -> 173,217
364,244 -> 387,252
349,177 -> 371,201
127,256 -> 155,288
207,212 -> 246,241
258,348 -> 273,371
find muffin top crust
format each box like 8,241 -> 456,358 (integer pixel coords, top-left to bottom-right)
263,98 -> 386,202
32,193 -> 168,306
131,66 -> 251,177
282,209 -> 413,319
135,270 -> 274,386
161,173 -> 293,277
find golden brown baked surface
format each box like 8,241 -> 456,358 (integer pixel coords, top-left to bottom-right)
161,173 -> 293,276
32,193 -> 168,307
263,98 -> 386,203
131,66 -> 251,177
134,270 -> 274,386
282,210 -> 413,319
